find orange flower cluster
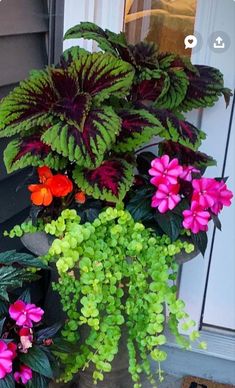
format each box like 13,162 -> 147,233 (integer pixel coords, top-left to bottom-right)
28,167 -> 73,206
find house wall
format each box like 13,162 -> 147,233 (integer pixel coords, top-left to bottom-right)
0,0 -> 64,252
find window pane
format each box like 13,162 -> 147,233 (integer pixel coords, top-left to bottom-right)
125,0 -> 197,56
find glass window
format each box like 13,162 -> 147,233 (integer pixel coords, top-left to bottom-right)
125,0 -> 197,56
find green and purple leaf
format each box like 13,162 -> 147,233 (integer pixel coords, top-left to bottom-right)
131,70 -> 169,103
0,70 -> 56,138
159,140 -> 216,169
4,136 -> 67,173
114,109 -> 164,152
64,22 -> 119,55
68,52 -> 134,103
150,108 -> 205,150
73,158 -> 134,202
42,106 -> 121,169
155,69 -> 189,110
178,65 -> 232,111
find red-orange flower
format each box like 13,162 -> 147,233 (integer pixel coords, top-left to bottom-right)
28,184 -> 53,206
37,166 -> 53,183
75,191 -> 86,204
47,175 -> 73,197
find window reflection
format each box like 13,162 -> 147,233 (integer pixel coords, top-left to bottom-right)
125,0 -> 197,56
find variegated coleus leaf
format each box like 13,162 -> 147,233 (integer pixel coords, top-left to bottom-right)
42,106 -> 121,169
158,53 -> 198,74
0,52 -> 134,138
114,109 -> 164,152
68,52 -> 134,103
150,108 -> 205,150
60,46 -> 89,67
154,69 -> 189,110
4,136 -> 67,173
0,70 -> 56,138
64,21 -> 127,56
158,140 -> 216,168
0,52 -> 134,169
131,69 -> 170,103
178,65 -> 232,112
73,158 -> 134,202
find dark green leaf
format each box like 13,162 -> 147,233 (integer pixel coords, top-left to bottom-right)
126,188 -> 154,222
27,373 -> 50,388
0,266 -> 36,302
0,301 -> 8,317
136,152 -> 156,175
155,212 -> 182,241
20,346 -> 53,378
211,214 -> 222,231
36,322 -> 62,343
0,374 -> 14,388
0,318 -> 6,336
18,289 -> 31,303
0,250 -> 48,269
172,199 -> 189,216
191,232 -> 208,256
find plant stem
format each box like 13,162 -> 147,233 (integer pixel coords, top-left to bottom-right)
136,142 -> 160,154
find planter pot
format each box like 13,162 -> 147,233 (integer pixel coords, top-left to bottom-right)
22,231 -> 199,387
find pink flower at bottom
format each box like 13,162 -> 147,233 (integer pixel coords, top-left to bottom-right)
14,365 -> 33,385
0,341 -> 14,379
183,201 -> 210,234
211,181 -> 233,215
151,184 -> 181,213
9,300 -> 44,328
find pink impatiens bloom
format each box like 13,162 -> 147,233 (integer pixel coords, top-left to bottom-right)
192,178 -> 219,209
180,166 -> 200,182
9,300 -> 44,328
183,201 -> 210,234
211,181 -> 233,215
149,155 -> 183,187
151,183 -> 181,213
14,365 -> 33,385
0,341 -> 14,379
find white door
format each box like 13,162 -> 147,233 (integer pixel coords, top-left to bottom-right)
179,0 -> 235,332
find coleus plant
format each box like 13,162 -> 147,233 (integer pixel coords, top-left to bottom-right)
0,22 -> 233,252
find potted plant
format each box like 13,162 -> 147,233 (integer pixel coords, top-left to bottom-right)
0,22 -> 233,387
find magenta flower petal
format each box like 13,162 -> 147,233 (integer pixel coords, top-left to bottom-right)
14,365 -> 33,385
149,155 -> 183,187
183,201 -> 210,234
25,304 -> 44,323
0,341 -> 14,379
9,300 -> 44,327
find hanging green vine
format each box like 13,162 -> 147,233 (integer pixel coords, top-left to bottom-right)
37,208 -> 205,387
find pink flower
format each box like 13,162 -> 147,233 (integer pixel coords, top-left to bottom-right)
149,155 -> 183,187
183,201 -> 210,234
14,365 -> 33,385
211,181 -> 233,215
151,183 -> 181,213
180,166 -> 200,182
9,300 -> 44,328
192,178 -> 219,209
19,327 -> 33,353
0,341 -> 14,379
